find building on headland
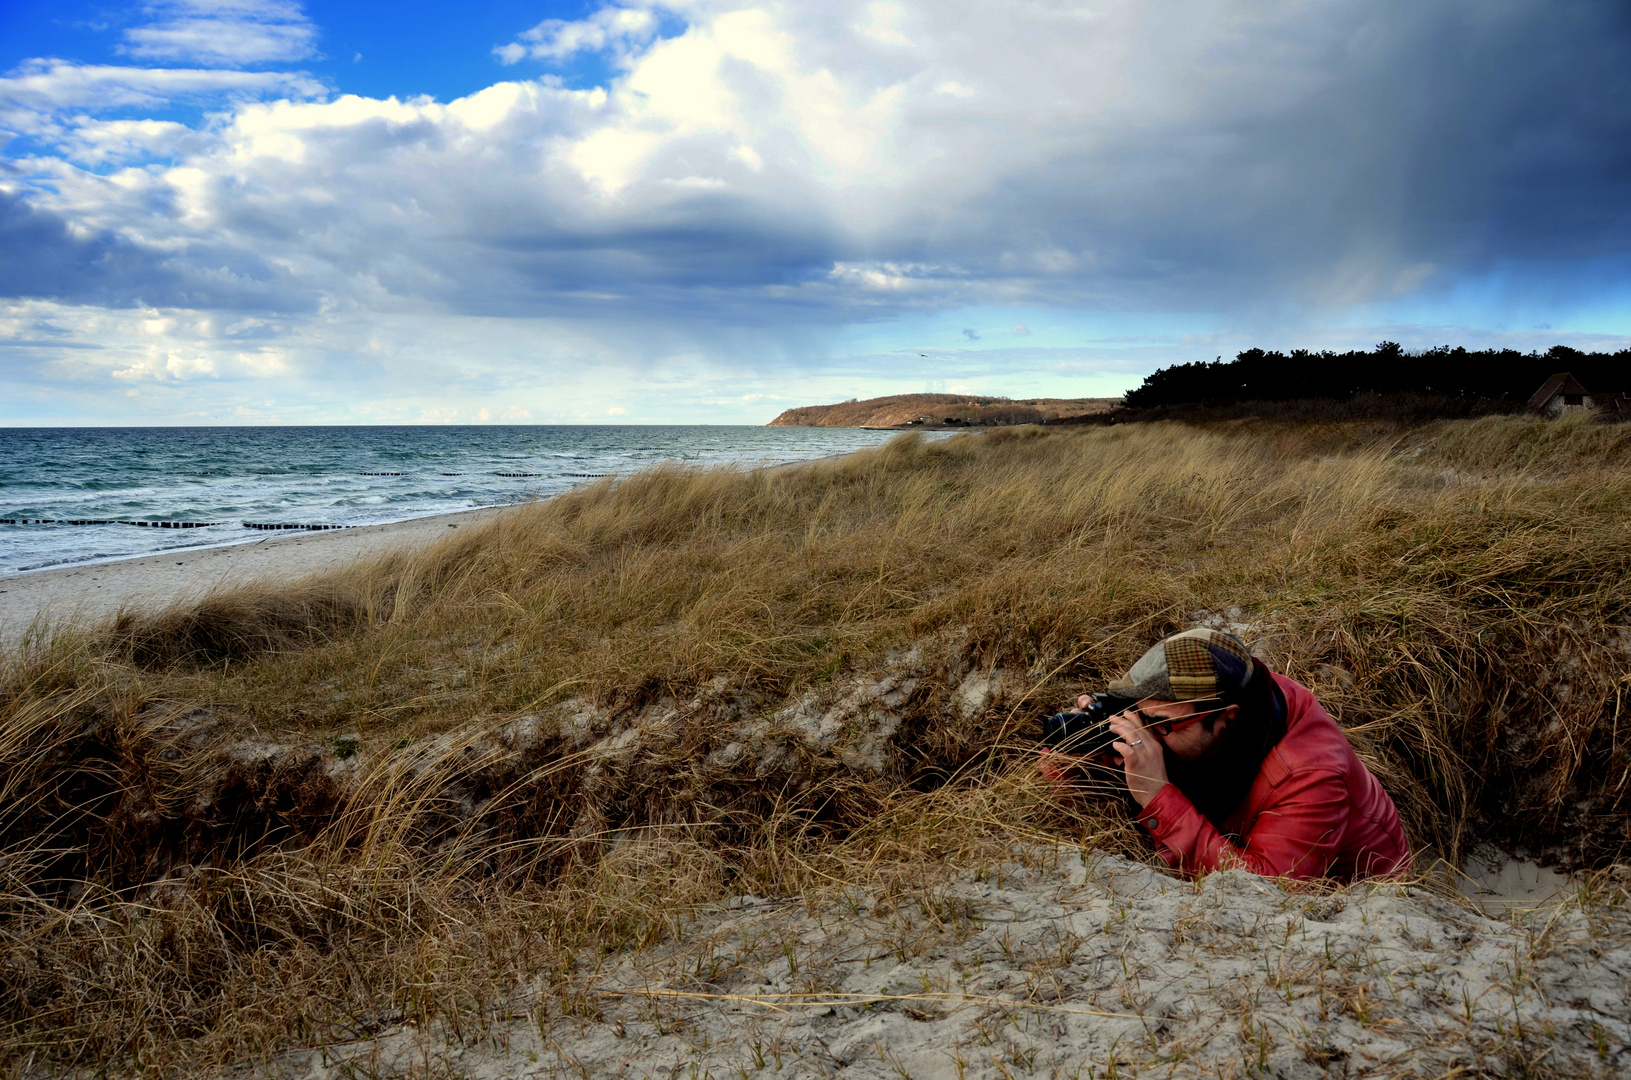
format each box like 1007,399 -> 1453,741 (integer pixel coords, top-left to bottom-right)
1527,373 -> 1631,419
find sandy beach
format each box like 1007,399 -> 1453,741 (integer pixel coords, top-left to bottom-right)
0,504 -> 519,647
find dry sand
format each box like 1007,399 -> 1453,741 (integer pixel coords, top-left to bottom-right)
275,850 -> 1629,1080
0,505 -> 517,647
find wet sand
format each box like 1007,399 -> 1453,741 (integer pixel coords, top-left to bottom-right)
0,505 -> 517,647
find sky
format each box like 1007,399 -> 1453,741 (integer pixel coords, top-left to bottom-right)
1,0 -> 1629,425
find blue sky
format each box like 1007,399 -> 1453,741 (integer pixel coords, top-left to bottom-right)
2,0 -> 1629,425
0,0 -> 630,104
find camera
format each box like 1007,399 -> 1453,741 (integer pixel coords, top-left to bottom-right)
1039,692 -> 1136,756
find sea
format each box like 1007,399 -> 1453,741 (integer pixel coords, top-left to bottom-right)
0,426 -> 911,577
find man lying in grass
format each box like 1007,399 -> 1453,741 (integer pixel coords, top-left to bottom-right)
1041,628 -> 1410,882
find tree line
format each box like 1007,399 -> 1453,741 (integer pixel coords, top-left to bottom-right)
1122,343 -> 1631,409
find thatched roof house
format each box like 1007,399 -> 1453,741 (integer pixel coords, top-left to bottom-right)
1527,372 -> 1628,418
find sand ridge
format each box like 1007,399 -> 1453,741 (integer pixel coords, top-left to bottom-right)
276,852 -> 1629,1080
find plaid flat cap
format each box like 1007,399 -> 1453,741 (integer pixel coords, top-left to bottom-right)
1108,627 -> 1256,702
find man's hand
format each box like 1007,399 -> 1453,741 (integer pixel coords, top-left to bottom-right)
1108,711 -> 1168,807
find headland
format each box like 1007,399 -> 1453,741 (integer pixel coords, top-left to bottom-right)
767,392 -> 1120,428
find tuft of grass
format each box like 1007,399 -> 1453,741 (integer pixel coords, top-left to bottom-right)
3,415 -> 1631,1074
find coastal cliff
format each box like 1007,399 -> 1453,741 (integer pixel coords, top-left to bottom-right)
766,392 -> 1119,428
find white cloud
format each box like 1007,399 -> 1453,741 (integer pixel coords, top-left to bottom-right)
120,0 -> 318,67
855,2 -> 914,47
827,263 -> 949,293
0,60 -> 323,134
497,6 -> 660,64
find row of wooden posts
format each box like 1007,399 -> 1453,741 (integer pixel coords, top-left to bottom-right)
0,519 -> 349,531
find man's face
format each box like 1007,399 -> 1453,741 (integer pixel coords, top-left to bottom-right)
1122,699 -> 1236,763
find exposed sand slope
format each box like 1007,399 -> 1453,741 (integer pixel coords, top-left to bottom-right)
767,394 -> 1119,428
0,506 -> 515,647
281,851 -> 1629,1080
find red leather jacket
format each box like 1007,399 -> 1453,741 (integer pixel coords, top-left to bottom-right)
1136,674 -> 1410,882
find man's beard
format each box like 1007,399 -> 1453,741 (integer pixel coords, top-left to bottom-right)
1162,664 -> 1288,831
1164,733 -> 1259,830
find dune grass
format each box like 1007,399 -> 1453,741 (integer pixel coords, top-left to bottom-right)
3,414 -> 1631,1074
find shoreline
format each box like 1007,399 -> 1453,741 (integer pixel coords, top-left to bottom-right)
0,504 -> 519,647
0,450 -> 876,647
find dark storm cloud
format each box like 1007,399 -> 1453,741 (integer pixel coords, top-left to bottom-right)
0,189 -> 309,311
437,193 -> 853,319
0,188 -> 190,306
870,0 -> 1631,312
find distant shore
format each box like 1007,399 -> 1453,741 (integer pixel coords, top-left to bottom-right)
767,392 -> 1120,429
0,505 -> 516,647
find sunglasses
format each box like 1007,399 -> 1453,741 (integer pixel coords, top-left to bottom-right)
1125,700 -> 1232,738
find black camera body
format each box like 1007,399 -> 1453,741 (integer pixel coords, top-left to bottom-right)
1039,693 -> 1136,756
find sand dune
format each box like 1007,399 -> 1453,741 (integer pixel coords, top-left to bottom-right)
283,851 -> 1625,1079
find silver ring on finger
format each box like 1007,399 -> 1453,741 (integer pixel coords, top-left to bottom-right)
1130,739 -> 1144,746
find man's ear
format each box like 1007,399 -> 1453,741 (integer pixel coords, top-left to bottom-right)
1215,704 -> 1240,736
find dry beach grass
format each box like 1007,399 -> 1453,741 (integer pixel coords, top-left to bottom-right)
3,415 -> 1631,1075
